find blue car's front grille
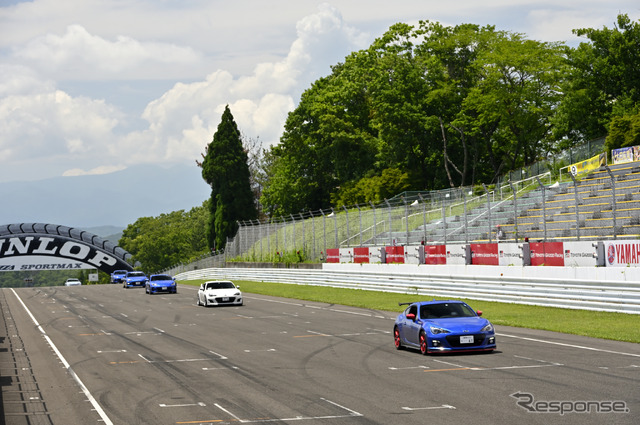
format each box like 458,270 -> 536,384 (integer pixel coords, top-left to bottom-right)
445,334 -> 487,348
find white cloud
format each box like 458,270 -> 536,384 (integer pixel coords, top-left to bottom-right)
14,24 -> 205,80
526,7 -> 640,45
1,0 -> 639,185
0,64 -> 55,96
0,89 -> 121,159
132,3 -> 365,160
62,164 -> 126,177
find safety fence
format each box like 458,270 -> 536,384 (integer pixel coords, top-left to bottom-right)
226,174 -> 551,263
174,266 -> 640,315
224,160 -> 640,264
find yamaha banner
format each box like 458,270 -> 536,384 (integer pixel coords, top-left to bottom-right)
604,240 -> 640,266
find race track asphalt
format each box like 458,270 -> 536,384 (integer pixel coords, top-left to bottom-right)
0,284 -> 638,425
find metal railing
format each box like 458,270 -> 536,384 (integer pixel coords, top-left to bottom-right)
174,267 -> 640,314
222,159 -> 640,263
225,174 -> 550,262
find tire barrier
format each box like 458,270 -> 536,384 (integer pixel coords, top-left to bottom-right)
0,223 -> 133,274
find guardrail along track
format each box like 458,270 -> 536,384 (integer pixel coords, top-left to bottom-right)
175,267 -> 640,314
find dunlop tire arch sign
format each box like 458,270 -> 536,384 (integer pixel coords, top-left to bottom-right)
0,223 -> 133,274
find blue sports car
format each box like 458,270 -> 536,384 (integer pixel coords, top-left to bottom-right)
394,300 -> 496,354
145,274 -> 177,294
110,270 -> 127,284
123,271 -> 147,288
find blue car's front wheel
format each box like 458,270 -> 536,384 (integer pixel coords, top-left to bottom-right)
394,327 -> 403,350
419,331 -> 428,355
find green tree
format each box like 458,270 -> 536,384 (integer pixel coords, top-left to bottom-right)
119,203 -> 210,272
605,110 -> 640,151
262,19 -> 569,213
201,106 -> 257,249
455,32 -> 565,181
555,14 -> 640,145
260,72 -> 378,216
332,168 -> 411,206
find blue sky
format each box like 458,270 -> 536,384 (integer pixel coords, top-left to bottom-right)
1,0 -> 639,185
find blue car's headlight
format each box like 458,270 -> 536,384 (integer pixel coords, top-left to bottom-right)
429,326 -> 451,334
481,323 -> 494,333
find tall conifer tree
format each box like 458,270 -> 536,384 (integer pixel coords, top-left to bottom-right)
201,105 -> 256,250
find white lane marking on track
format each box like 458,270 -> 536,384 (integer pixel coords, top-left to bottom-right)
245,295 -> 393,319
212,398 -> 364,423
388,365 -> 429,370
329,308 -> 372,317
124,331 -> 160,336
202,366 -> 239,370
209,350 -> 228,359
321,397 -> 364,417
306,330 -> 331,336
498,333 -> 640,358
158,358 -> 208,363
432,359 -> 466,368
214,403 -> 244,422
11,289 -> 114,425
513,355 -> 560,365
159,402 -> 206,408
137,354 -> 207,364
469,363 -> 562,371
402,405 -> 456,411
97,350 -> 127,353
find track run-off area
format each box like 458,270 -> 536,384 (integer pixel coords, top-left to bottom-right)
0,283 -> 638,425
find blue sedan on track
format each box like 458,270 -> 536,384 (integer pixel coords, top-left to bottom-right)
394,300 -> 496,354
145,274 -> 177,294
123,271 -> 147,288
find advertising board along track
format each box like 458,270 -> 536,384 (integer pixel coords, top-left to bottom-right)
0,223 -> 132,274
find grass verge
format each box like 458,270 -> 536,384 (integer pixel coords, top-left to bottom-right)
181,279 -> 640,344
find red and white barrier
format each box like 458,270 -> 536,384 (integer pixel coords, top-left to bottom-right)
424,245 -> 446,265
322,240 -> 639,267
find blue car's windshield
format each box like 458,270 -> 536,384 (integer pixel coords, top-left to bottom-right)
420,303 -> 475,319
150,275 -> 171,281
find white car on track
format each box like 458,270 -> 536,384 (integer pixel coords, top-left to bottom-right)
64,278 -> 82,286
196,281 -> 243,307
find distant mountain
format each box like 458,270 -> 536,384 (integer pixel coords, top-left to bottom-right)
81,225 -> 124,244
82,225 -> 123,237
0,163 -> 210,229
